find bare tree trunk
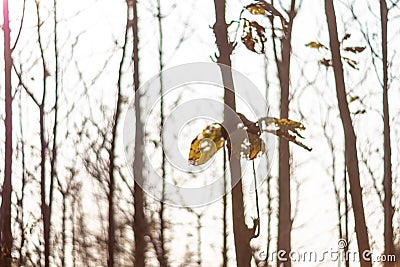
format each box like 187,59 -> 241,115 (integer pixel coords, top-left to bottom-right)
49,0 -> 59,240
76,200 -> 92,266
344,151 -> 350,267
35,1 -> 51,265
40,103 -> 50,267
61,192 -> 67,267
264,61 -> 272,261
1,0 -> 13,265
222,150 -> 228,267
380,0 -> 395,262
71,196 -> 77,267
196,214 -> 202,267
213,1 -> 255,266
324,1 -> 371,265
132,0 -> 146,265
107,5 -> 131,267
107,85 -> 116,267
17,95 -> 27,266
156,1 -> 168,265
271,1 -> 297,266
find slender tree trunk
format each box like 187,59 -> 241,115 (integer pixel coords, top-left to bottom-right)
264,60 -> 272,261
71,197 -> 77,267
18,96 -> 27,266
324,1 -> 371,265
213,1 -> 255,266
132,0 -> 146,265
49,0 -> 59,240
35,1 -> 51,265
222,149 -> 228,267
40,102 -> 50,267
380,0 -> 395,262
157,1 -> 168,265
107,60 -> 117,266
344,151 -> 350,267
1,0 -> 13,265
61,192 -> 67,267
107,5 -> 131,267
271,1 -> 297,266
196,214 -> 202,267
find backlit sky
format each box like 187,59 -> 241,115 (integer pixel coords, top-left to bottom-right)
1,0 -> 400,266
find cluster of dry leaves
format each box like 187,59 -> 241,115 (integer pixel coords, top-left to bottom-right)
306,33 -> 366,70
188,113 -> 311,166
188,1 -> 312,166
241,0 -> 288,54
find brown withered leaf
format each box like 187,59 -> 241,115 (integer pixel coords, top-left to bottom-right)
342,56 -> 359,70
228,129 -> 265,160
242,30 -> 257,52
188,113 -> 311,166
241,19 -> 267,53
247,132 -> 265,159
349,95 -> 359,103
250,21 -> 266,39
319,58 -> 332,67
343,46 -> 366,53
245,1 -> 288,35
246,1 -> 283,17
352,109 -> 366,115
274,128 -> 312,151
258,116 -> 312,151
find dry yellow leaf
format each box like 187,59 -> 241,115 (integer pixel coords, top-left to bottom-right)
273,118 -> 306,131
305,41 -> 327,50
246,3 -> 267,15
188,123 -> 225,166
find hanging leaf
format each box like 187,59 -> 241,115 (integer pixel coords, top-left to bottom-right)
188,113 -> 311,167
349,95 -> 359,103
188,123 -> 226,166
246,2 -> 268,15
258,116 -> 312,151
305,41 -> 328,50
352,109 -> 366,115
241,19 -> 267,53
274,128 -> 312,151
319,58 -> 332,67
307,33 -> 365,71
229,128 -> 266,160
246,132 -> 265,159
342,56 -> 359,70
237,113 -> 260,134
242,28 -> 257,52
344,46 -> 366,53
250,21 -> 266,40
245,1 -> 288,35
243,114 -> 311,151
272,118 -> 305,135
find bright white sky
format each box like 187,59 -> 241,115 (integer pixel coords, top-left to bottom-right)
1,0 -> 400,266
